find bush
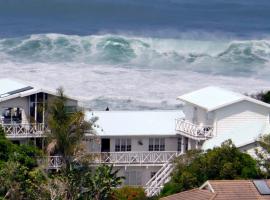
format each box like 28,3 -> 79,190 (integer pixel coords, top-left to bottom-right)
160,140 -> 262,197
112,186 -> 147,200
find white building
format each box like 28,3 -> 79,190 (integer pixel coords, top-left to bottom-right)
0,78 -> 78,147
1,80 -> 270,196
177,86 -> 270,155
85,111 -> 186,196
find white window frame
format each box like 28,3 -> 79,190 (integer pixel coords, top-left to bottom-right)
149,138 -> 165,151
115,138 -> 131,152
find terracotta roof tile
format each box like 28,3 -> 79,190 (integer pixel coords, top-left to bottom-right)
209,180 -> 261,200
161,180 -> 270,200
160,188 -> 216,200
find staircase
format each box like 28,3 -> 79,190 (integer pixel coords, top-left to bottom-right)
145,161 -> 175,196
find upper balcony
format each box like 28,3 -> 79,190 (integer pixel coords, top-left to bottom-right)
175,118 -> 214,140
1,123 -> 47,138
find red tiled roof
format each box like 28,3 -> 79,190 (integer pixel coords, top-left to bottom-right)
161,180 -> 270,200
160,188 -> 216,200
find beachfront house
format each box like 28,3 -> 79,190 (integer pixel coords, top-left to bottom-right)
176,86 -> 270,153
0,78 -> 78,148
84,111 -> 186,196
1,79 -> 270,197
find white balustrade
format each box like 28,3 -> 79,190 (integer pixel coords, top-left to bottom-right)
1,123 -> 47,138
87,151 -> 179,165
175,118 -> 213,139
43,151 -> 180,169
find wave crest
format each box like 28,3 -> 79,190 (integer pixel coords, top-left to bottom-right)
1,33 -> 270,76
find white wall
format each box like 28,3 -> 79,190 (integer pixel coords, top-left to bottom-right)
115,166 -> 162,186
110,136 -> 179,152
183,103 -> 212,125
214,100 -> 270,135
86,136 -> 180,152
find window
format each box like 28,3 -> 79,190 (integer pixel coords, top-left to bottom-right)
124,171 -> 142,186
177,137 -> 182,152
115,138 -> 131,152
185,137 -> 189,151
149,138 -> 165,151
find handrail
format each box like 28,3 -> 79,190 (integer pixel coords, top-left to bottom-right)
42,151 -> 180,169
87,151 -> 179,165
0,123 -> 47,138
175,118 -> 213,139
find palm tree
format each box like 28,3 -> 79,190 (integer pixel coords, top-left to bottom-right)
46,88 -> 94,171
83,165 -> 124,200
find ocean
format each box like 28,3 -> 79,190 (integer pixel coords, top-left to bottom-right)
1,0 -> 270,110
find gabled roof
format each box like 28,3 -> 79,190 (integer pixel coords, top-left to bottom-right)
0,78 -> 77,102
177,86 -> 270,112
86,110 -> 184,136
161,180 -> 270,200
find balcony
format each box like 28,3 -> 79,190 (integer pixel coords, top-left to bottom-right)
88,151 -> 180,166
44,151 -> 180,169
0,123 -> 47,138
175,118 -> 213,140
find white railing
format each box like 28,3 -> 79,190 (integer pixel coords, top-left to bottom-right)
39,156 -> 64,169
175,118 -> 214,140
43,151 -> 180,169
87,151 -> 179,166
1,123 -> 47,138
145,162 -> 174,196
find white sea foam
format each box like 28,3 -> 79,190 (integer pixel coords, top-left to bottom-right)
0,33 -> 270,110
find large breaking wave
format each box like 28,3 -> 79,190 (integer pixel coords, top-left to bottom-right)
1,33 -> 270,110
1,34 -> 270,76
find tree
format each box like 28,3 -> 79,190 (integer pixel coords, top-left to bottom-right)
250,90 -> 270,103
161,140 -> 261,197
0,127 -> 45,199
46,88 -> 95,171
256,133 -> 270,177
42,164 -> 124,200
83,164 -> 123,200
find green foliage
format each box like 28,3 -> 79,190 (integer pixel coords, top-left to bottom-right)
46,88 -> 93,170
0,127 -> 45,199
112,186 -> 147,200
251,90 -> 270,103
43,164 -> 124,200
160,140 -> 261,197
83,164 -> 124,200
256,133 -> 270,177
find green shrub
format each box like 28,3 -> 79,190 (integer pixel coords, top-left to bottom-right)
112,186 -> 147,200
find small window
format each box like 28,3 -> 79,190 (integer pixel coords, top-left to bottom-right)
160,138 -> 165,151
149,138 -> 165,151
177,137 -> 182,152
115,139 -> 121,152
185,137 -> 189,151
154,138 -> 160,151
149,138 -> 154,151
115,138 -> 131,152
